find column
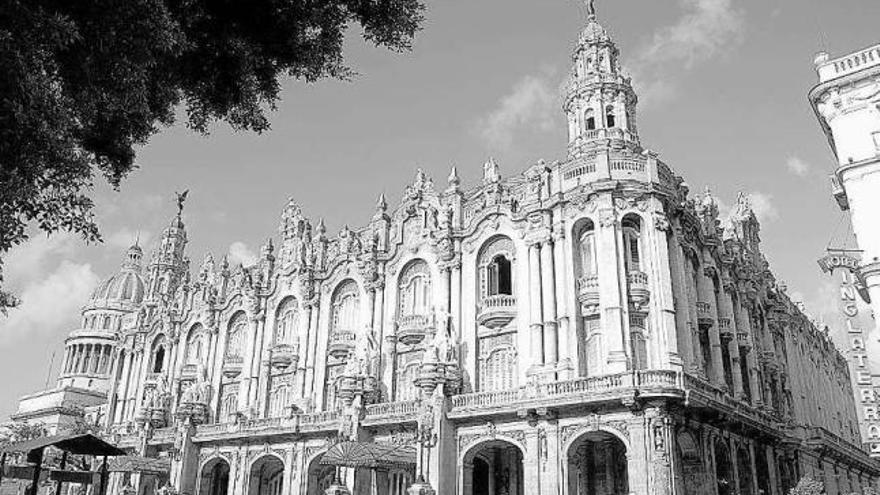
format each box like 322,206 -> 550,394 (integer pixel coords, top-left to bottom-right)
451,259 -> 462,344
115,352 -> 132,423
647,212 -> 680,368
296,304 -> 313,397
596,207 -> 626,372
696,264 -> 725,387
305,300 -> 321,399
528,242 -> 544,366
552,228 -> 572,368
719,288 -> 744,398
730,438 -> 741,495
523,429 -> 541,494
540,241 -> 558,364
669,239 -> 695,370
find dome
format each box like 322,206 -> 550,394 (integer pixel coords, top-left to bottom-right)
89,245 -> 147,307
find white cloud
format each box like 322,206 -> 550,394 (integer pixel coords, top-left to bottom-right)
1,234 -> 100,344
748,191 -> 779,223
785,155 -> 811,177
631,0 -> 745,108
3,233 -> 79,285
228,242 -> 257,267
477,72 -> 557,150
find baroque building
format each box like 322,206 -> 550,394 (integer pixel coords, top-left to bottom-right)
13,5 -> 880,495
810,39 -> 880,464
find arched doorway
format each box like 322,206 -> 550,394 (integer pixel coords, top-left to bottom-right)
249,455 -> 284,495
755,447 -> 771,495
566,430 -> 628,495
714,440 -> 733,495
462,440 -> 524,495
199,458 -> 230,495
737,446 -> 753,495
306,453 -> 336,495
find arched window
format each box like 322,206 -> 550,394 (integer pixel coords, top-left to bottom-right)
222,393 -> 237,418
606,105 -> 616,128
331,281 -> 360,334
186,325 -> 205,365
398,260 -> 432,317
481,347 -> 516,391
151,336 -> 166,373
487,255 -> 512,296
585,109 -> 596,131
275,297 -> 299,346
622,215 -> 642,272
102,315 -> 112,330
578,221 -> 597,278
226,313 -> 247,359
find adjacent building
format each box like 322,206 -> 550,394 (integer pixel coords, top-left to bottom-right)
12,6 -> 880,495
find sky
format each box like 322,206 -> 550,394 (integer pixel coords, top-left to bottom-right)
2,0 -> 879,420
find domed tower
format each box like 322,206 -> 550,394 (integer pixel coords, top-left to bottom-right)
147,194 -> 189,301
57,244 -> 147,392
563,1 -> 640,158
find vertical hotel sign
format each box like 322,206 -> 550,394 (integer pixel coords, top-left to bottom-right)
819,252 -> 880,456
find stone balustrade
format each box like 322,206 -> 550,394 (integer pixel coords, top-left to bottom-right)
476,294 -> 517,329
817,44 -> 880,82
696,301 -> 714,327
448,370 -> 684,418
328,330 -> 357,359
396,314 -> 435,345
193,410 -> 341,441
221,355 -> 244,378
363,400 -> 421,426
626,271 -> 650,309
576,275 -> 600,315
149,426 -> 176,445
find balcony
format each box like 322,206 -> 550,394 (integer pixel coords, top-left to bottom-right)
269,343 -> 299,371
222,355 -> 243,378
477,295 -> 517,329
448,370 -> 684,418
696,301 -> 714,328
576,275 -> 600,315
397,314 -> 435,345
736,332 -> 751,350
718,318 -> 734,342
180,363 -> 198,380
626,271 -> 650,309
328,330 -> 356,359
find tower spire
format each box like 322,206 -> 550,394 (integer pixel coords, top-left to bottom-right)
585,0 -> 596,17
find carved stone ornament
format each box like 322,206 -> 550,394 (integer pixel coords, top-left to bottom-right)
653,211 -> 671,232
599,209 -> 617,228
561,418 -> 629,446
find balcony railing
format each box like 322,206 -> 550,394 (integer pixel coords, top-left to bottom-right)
222,355 -> 244,378
269,343 -> 299,371
448,370 -> 683,416
397,314 -> 435,345
626,271 -> 650,309
696,302 -> 714,327
477,294 -> 517,329
718,318 -> 733,342
328,330 -> 356,359
363,400 -> 421,425
576,275 -> 600,315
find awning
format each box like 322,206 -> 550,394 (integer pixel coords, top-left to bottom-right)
107,456 -> 170,474
0,434 -> 126,457
320,442 -> 416,469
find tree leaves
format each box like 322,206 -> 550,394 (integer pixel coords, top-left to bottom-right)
0,0 -> 425,311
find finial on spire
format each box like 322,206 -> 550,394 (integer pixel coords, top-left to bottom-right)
586,0 -> 596,17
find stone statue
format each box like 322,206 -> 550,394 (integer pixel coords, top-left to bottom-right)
483,158 -> 500,184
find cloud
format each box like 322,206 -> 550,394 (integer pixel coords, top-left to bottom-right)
228,242 -> 257,267
630,0 -> 745,107
3,233 -> 79,286
748,192 -> 779,223
477,72 -> 557,150
0,235 -> 100,345
785,155 -> 811,177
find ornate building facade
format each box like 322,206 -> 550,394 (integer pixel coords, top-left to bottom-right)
14,6 -> 880,495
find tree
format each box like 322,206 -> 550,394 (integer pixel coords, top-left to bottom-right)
0,0 -> 425,311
